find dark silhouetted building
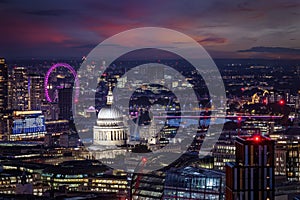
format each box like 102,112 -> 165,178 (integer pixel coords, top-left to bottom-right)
226,135 -> 275,200
58,87 -> 72,120
0,58 -> 9,139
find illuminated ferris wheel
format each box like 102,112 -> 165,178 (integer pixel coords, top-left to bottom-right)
44,63 -> 79,103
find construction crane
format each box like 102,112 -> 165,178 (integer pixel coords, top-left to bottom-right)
131,157 -> 147,198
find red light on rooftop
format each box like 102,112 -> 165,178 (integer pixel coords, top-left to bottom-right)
238,117 -> 242,121
254,135 -> 260,142
279,100 -> 285,105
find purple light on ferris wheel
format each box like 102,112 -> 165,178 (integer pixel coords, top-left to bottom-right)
44,63 -> 79,103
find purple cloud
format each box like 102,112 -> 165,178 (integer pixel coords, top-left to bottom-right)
238,46 -> 300,54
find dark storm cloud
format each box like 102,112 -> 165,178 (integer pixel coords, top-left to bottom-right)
238,47 -> 300,54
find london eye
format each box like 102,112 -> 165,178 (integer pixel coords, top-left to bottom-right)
44,63 -> 79,103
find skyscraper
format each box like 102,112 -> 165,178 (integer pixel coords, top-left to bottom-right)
275,127 -> 300,181
0,58 -> 8,111
0,58 -> 9,139
58,87 -> 73,120
225,135 -> 275,200
8,67 -> 45,111
9,67 -> 29,110
28,74 -> 44,110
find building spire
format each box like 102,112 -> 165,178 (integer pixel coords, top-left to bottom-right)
107,83 -> 113,106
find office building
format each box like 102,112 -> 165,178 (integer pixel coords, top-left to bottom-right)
0,58 -> 9,139
274,138 -> 287,176
163,166 -> 225,200
9,67 -> 29,110
212,130 -> 238,171
226,135 -> 275,200
241,119 -> 275,136
58,87 -> 73,120
42,160 -> 127,195
274,127 -> 300,181
9,110 -> 47,141
131,171 -> 165,200
28,74 -> 44,110
0,58 -> 8,111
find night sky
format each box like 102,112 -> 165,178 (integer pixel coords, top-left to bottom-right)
0,0 -> 299,59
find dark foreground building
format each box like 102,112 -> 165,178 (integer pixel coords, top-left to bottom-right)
226,135 -> 275,200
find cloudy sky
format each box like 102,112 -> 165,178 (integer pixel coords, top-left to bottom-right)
0,0 -> 299,59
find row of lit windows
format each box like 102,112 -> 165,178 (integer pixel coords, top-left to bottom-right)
92,179 -> 127,184
163,190 -> 220,199
215,145 -> 235,150
0,177 -> 33,185
53,178 -> 87,182
90,183 -> 126,189
0,190 -> 13,195
90,188 -> 119,193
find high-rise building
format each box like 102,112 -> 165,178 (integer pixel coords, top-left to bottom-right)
274,127 -> 300,181
212,130 -> 238,171
58,87 -> 72,120
0,58 -> 8,111
9,67 -> 29,110
28,74 -> 44,110
274,138 -> 287,176
10,69 -> 45,111
0,58 -> 9,139
225,135 -> 275,200
296,90 -> 300,112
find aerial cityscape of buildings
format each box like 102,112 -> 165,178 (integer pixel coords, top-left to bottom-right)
0,0 -> 299,199
0,55 -> 299,200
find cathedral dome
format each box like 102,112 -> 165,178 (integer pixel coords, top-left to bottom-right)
92,85 -> 127,147
94,106 -> 127,147
97,106 -> 122,120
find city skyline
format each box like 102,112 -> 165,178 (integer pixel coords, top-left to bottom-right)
0,56 -> 299,199
0,1 -> 300,199
0,0 -> 299,59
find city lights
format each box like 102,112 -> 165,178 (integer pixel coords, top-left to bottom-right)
0,1 -> 299,198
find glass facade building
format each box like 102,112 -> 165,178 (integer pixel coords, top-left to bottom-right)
163,166 -> 225,200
